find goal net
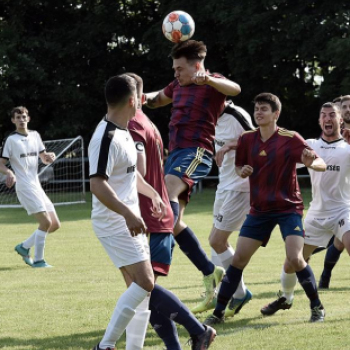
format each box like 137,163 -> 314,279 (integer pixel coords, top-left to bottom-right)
0,136 -> 86,208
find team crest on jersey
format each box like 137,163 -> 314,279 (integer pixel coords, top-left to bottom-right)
259,150 -> 267,156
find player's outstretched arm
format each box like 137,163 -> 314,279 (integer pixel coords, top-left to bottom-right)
0,158 -> 16,188
302,149 -> 326,171
90,176 -> 147,236
136,171 -> 167,220
143,90 -> 172,109
191,73 -> 241,96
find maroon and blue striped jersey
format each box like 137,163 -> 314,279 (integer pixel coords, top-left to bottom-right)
163,73 -> 226,153
235,127 -> 316,216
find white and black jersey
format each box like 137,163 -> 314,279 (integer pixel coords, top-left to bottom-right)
0,130 -> 45,191
89,117 -> 140,236
306,138 -> 350,213
215,101 -> 254,192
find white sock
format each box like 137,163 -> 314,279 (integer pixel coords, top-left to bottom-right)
211,248 -> 223,267
281,268 -> 297,303
125,295 -> 150,350
22,230 -> 37,249
34,229 -> 48,261
218,247 -> 247,299
100,282 -> 148,349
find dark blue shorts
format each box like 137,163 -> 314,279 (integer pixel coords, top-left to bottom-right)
149,233 -> 175,276
164,147 -> 212,203
239,212 -> 304,247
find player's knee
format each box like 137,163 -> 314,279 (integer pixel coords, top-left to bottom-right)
49,219 -> 61,233
137,278 -> 154,293
209,235 -> 224,251
286,255 -> 304,270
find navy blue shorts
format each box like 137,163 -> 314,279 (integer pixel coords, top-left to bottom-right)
239,212 -> 304,247
164,147 -> 212,203
149,233 -> 175,276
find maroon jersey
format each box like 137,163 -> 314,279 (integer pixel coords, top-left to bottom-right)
163,73 -> 226,153
128,110 -> 174,232
235,127 -> 316,216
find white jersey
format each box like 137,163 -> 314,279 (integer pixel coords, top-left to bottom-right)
0,130 -> 45,191
88,117 -> 140,237
215,102 -> 254,192
306,137 -> 350,213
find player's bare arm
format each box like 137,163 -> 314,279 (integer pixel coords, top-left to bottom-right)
144,90 -> 172,109
191,73 -> 241,96
40,151 -> 56,165
215,140 -> 238,167
235,165 -> 253,178
0,158 -> 16,188
302,149 -> 326,171
90,176 -> 147,236
136,171 -> 167,220
135,142 -> 147,177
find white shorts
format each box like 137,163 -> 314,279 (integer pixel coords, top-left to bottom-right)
304,208 -> 350,247
17,187 -> 55,215
97,231 -> 150,269
213,190 -> 250,232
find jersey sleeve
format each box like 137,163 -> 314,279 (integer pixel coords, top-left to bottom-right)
163,80 -> 175,98
0,137 -> 11,160
89,135 -> 118,179
235,135 -> 248,167
291,133 -> 316,162
36,132 -> 46,153
128,120 -> 147,144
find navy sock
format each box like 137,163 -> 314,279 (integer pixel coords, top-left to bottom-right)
175,227 -> 214,276
150,284 -> 205,336
149,304 -> 181,350
214,265 -> 242,318
296,265 -> 321,309
170,201 -> 179,228
322,244 -> 342,279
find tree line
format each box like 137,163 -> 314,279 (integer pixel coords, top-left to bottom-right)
1,0 -> 349,146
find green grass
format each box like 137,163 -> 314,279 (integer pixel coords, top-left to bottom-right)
1,188 -> 349,350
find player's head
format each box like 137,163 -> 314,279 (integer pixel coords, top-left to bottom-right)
332,96 -> 342,109
253,93 -> 281,126
170,40 -> 207,86
340,95 -> 350,124
124,72 -> 143,109
10,106 -> 30,131
319,102 -> 342,139
105,74 -> 137,113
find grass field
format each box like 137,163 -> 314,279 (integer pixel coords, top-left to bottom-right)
1,188 -> 349,350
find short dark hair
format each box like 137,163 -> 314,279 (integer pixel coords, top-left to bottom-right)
253,93 -> 282,113
105,74 -> 136,107
321,102 -> 340,114
340,95 -> 350,105
170,40 -> 207,62
10,106 -> 28,118
332,96 -> 342,103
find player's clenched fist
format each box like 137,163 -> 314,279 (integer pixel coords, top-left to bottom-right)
239,165 -> 253,178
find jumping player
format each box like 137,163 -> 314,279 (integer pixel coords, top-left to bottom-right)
126,72 -> 216,350
0,106 -> 60,268
144,40 -> 241,312
204,93 -> 327,325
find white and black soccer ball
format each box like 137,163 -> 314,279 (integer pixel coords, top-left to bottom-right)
162,10 -> 195,43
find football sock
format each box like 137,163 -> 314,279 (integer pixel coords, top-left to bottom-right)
211,248 -> 222,267
125,295 -> 151,350
281,268 -> 297,303
100,282 -> 148,349
149,307 -> 181,350
170,201 -> 179,228
150,284 -> 205,336
34,229 -> 47,261
321,244 -> 343,279
218,247 -> 246,299
22,230 -> 37,249
214,265 -> 242,318
175,227 -> 214,276
296,265 -> 321,309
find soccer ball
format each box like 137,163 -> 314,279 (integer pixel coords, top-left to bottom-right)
162,11 -> 195,43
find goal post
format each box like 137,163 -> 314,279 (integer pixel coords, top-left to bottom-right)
0,136 -> 86,208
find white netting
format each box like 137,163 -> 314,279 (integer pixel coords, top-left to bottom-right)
0,136 -> 86,208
